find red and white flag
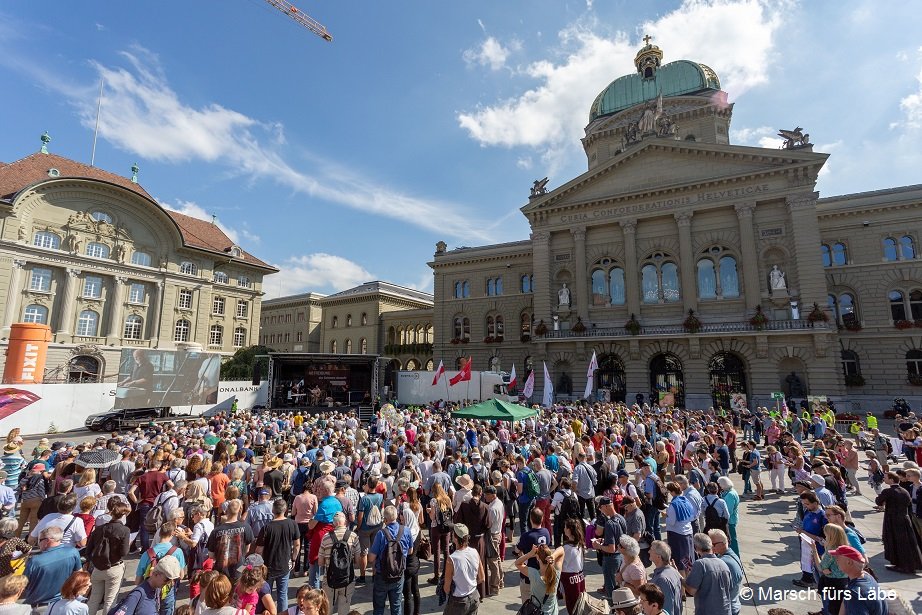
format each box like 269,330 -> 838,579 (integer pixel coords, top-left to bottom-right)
522,369 -> 535,398
431,360 -> 445,386
449,357 -> 472,386
508,364 -> 517,390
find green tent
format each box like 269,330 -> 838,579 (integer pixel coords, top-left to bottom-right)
451,398 -> 539,421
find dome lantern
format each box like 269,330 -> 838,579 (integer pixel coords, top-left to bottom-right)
634,34 -> 663,79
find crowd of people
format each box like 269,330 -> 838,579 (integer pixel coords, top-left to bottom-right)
0,399 -> 919,615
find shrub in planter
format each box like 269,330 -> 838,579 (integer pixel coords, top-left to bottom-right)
807,303 -> 829,323
520,334 -> 531,343
571,317 -> 587,334
624,314 -> 641,335
534,320 -> 548,336
896,320 -> 915,329
844,374 -> 865,387
749,306 -> 769,330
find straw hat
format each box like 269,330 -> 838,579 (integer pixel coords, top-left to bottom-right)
265,456 -> 282,469
456,474 -> 474,489
2,443 -> 20,454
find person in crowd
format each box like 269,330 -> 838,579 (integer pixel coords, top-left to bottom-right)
23,526 -> 83,607
86,499 -> 132,615
28,493 -> 87,549
453,484 -> 489,598
875,471 -> 922,573
15,463 -> 48,537
0,574 -> 30,615
367,506 -> 412,615
829,546 -> 889,615
207,500 -> 254,584
559,517 -> 585,615
592,495 -> 627,600
128,459 -> 167,552
48,570 -> 92,615
427,483 -> 454,586
136,522 -> 186,615
483,485 -> 505,597
318,512 -> 358,615
256,498 -> 300,611
648,541 -> 683,615
683,532 -> 732,614
356,476 -> 384,584
663,482 -> 694,571
637,583 -> 668,615
513,543 -> 561,615
709,529 -> 743,615
717,476 -> 741,556
199,573 -> 237,615
617,535 -> 647,597
808,523 -> 849,615
442,523 -> 483,615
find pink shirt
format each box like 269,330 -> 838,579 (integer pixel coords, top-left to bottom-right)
293,492 -> 318,523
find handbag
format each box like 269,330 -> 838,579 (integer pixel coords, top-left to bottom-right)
416,535 -> 432,560
572,592 -> 611,615
517,595 -> 550,615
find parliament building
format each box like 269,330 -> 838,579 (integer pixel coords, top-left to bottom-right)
429,41 -> 922,411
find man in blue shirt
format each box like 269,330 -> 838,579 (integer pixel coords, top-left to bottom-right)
641,462 -> 662,540
135,522 -> 187,615
368,505 -> 413,615
23,525 -> 82,606
515,456 -> 537,536
516,507 -> 551,604
795,491 -> 827,588
830,545 -> 889,615
710,529 -> 743,615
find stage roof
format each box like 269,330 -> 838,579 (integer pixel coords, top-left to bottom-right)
269,352 -> 380,366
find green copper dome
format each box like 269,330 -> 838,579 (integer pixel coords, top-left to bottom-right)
589,59 -> 721,122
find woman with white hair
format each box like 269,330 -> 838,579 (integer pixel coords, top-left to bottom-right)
616,535 -> 647,597
717,476 -> 740,556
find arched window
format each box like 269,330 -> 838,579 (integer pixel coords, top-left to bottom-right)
521,312 -> 532,337
495,277 -> 503,295
86,242 -> 110,259
462,280 -> 470,297
487,278 -> 495,296
90,211 -> 112,224
76,310 -> 99,337
591,269 -> 607,305
131,251 -> 152,267
841,350 -> 860,377
650,353 -> 685,407
641,253 -> 681,303
486,315 -> 504,338
828,293 -> 858,327
911,290 -> 922,320
213,271 -> 228,284
345,339 -> 353,354
332,316 -> 338,328
609,268 -> 625,305
33,231 -> 60,249
233,327 -> 246,348
346,314 -> 352,327
425,359 -> 434,371
697,259 -> 717,299
832,242 -> 848,266
360,338 -> 368,354
521,274 -> 533,293
174,319 -> 190,342
719,256 -> 739,297
890,290 -> 907,321
124,315 -> 143,340
237,276 -> 251,288
22,304 -> 48,324
453,316 -> 471,341
901,236 -> 916,259
416,325 -> 424,343
883,237 -> 898,262
180,261 -> 197,275
29,268 -> 52,292
330,340 -> 337,353
361,313 -> 368,326
821,244 -> 832,267
406,359 -> 419,370
209,325 -> 223,346
454,282 -> 462,298
907,349 -> 922,380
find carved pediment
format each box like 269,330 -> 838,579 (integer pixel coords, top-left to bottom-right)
66,210 -> 132,241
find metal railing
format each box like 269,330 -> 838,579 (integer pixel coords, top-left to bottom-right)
540,319 -> 828,339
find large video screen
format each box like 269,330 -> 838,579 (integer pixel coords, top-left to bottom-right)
115,348 -> 221,409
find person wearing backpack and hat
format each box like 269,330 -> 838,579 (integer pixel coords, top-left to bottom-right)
111,554 -> 181,615
368,505 -> 412,615
135,522 -> 186,615
85,499 -> 131,615
318,511 -> 359,615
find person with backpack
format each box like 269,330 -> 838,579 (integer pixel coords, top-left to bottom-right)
110,555 -> 181,615
85,499 -> 131,615
355,475 -> 385,584
128,460 -> 168,552
318,511 -> 359,615
701,483 -> 729,534
550,477 -> 581,548
145,482 -> 180,538
367,505 -> 413,615
466,452 -> 489,491
134,522 -> 186,615
15,462 -> 48,538
640,461 -> 666,541
572,452 -> 598,519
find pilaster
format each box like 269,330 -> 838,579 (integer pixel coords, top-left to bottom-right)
674,211 -> 696,313
621,220 -> 641,316
735,202 -> 761,311
2,260 -> 27,331
786,192 -> 827,310
106,276 -> 128,340
532,231 -> 552,324
55,268 -> 82,337
571,227 -> 589,323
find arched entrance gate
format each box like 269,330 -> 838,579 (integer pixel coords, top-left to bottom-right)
595,353 -> 626,402
708,352 -> 748,411
650,353 -> 684,407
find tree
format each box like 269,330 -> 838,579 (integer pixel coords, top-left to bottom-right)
220,345 -> 273,380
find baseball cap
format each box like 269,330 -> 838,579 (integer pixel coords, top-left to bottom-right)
828,545 -> 864,563
598,496 -> 613,506
681,457 -> 693,465
239,553 -> 265,571
31,463 -> 45,472
452,523 -> 470,540
153,554 -> 182,580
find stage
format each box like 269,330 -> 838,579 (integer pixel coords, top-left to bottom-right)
267,352 -> 380,420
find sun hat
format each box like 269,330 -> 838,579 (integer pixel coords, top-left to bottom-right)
452,523 -> 470,540
153,554 -> 182,580
319,461 -> 335,474
2,443 -> 20,454
611,588 -> 640,608
828,545 -> 864,563
456,474 -> 474,489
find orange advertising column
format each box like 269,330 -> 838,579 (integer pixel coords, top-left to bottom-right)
2,323 -> 52,384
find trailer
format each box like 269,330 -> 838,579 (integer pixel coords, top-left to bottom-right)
395,370 -> 513,405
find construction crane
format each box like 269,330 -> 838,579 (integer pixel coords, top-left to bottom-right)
264,0 -> 332,42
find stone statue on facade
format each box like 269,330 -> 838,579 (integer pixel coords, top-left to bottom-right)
638,94 -> 663,135
64,234 -> 80,253
778,127 -> 810,149
558,283 -> 571,306
657,115 -> 678,137
116,244 -> 127,263
530,177 -> 549,198
769,265 -> 786,290
623,122 -> 640,146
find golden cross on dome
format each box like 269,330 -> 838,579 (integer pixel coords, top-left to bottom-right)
643,34 -> 653,45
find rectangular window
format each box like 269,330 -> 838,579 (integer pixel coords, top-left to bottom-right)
128,283 -> 146,304
29,268 -> 52,292
212,296 -> 225,315
178,289 -> 193,309
236,301 -> 249,318
83,276 -> 103,299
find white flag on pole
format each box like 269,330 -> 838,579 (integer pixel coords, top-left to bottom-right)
522,370 -> 535,399
584,350 -> 598,399
508,364 -> 517,390
542,362 -> 554,408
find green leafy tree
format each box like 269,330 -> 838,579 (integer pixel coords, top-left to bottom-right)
220,345 -> 273,380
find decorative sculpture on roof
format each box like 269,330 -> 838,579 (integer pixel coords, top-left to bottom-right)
778,127 -> 810,149
530,177 -> 549,198
638,94 -> 663,135
657,115 -> 678,138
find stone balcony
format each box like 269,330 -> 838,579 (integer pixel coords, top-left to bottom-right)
539,318 -> 829,340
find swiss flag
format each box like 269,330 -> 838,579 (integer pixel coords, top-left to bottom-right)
432,360 -> 445,386
449,357 -> 472,386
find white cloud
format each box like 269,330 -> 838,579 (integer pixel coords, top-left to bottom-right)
30,46 -> 494,243
730,125 -> 783,149
265,253 -> 373,299
898,61 -> 922,130
458,0 -> 785,169
463,36 -> 518,71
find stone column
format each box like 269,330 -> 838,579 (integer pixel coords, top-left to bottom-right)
674,211 -> 696,313
106,276 -> 127,339
571,227 -> 589,322
531,231 -> 552,324
151,281 -> 165,345
735,202 -> 761,310
55,268 -> 82,335
786,192 -> 828,310
621,220 -> 640,316
2,260 -> 28,330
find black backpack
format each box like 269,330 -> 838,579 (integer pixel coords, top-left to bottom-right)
559,492 -> 582,522
435,504 -> 454,533
703,498 -> 727,532
326,529 -> 355,589
379,524 -> 407,583
471,465 -> 488,489
651,478 -> 667,511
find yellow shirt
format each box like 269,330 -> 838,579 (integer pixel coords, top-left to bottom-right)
571,419 -> 583,439
866,415 -> 878,430
294,415 -> 304,427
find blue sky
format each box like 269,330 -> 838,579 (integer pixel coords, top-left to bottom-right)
2,1 -> 921,298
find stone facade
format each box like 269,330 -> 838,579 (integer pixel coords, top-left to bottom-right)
0,148 -> 276,382
259,292 -> 325,353
428,44 -> 922,411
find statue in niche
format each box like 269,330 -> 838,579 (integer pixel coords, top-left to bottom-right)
115,244 -> 127,263
785,371 -> 805,398
770,265 -> 786,290
64,234 -> 80,253
557,373 -> 573,396
558,283 -> 571,306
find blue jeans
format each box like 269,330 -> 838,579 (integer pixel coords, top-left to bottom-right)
137,503 -> 152,551
644,504 -> 661,541
517,500 -> 532,536
268,573 -> 290,612
308,563 -> 321,589
372,574 -> 403,615
601,552 -> 623,599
